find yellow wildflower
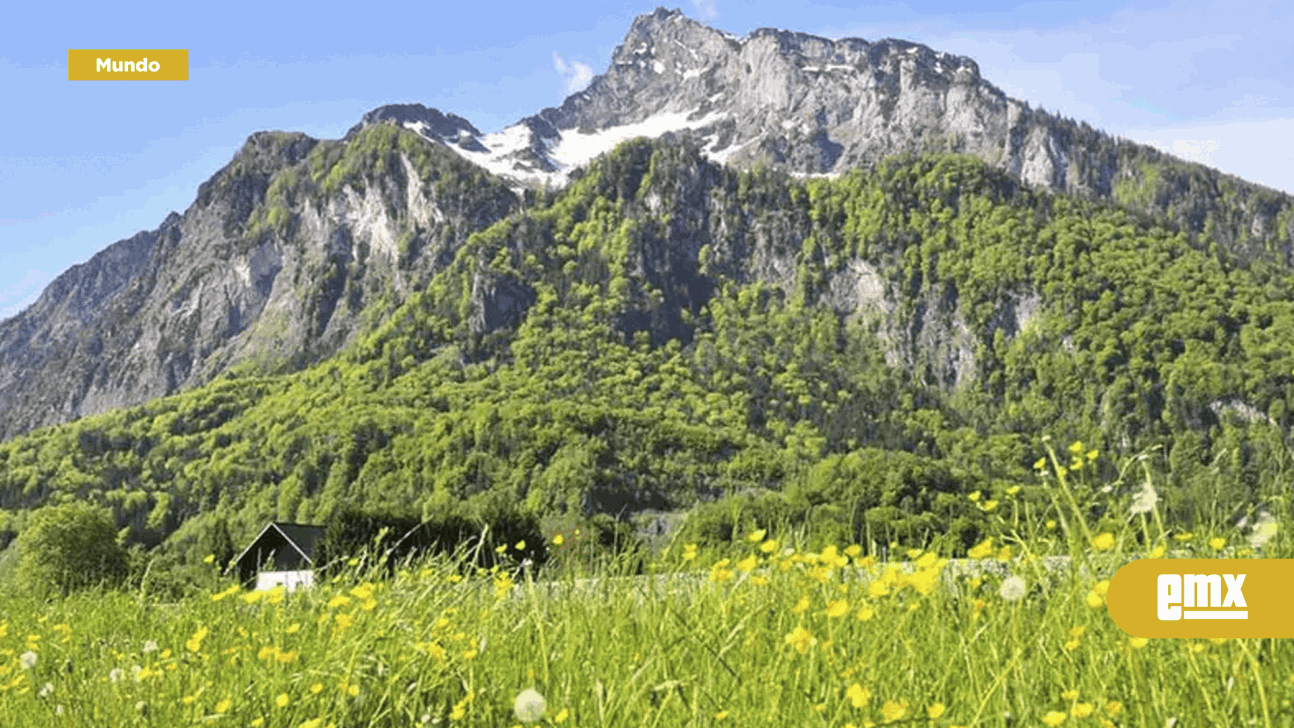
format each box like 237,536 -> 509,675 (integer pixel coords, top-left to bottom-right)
825,600 -> 849,618
881,699 -> 909,722
1072,703 -> 1094,718
1042,710 -> 1067,726
1090,533 -> 1115,551
784,626 -> 816,654
968,539 -> 994,560
927,703 -> 946,719
746,528 -> 766,543
185,627 -> 208,653
846,683 -> 871,708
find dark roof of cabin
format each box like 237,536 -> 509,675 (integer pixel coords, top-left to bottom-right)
234,522 -> 325,568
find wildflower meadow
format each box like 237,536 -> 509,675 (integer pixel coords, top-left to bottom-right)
1,440 -> 1293,727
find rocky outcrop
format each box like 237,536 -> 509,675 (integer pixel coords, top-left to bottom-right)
0,128 -> 517,441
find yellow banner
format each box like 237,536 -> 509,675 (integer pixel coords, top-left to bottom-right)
68,50 -> 189,80
1107,559 -> 1294,638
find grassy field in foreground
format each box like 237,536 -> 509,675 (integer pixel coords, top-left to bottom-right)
2,446 -> 1294,728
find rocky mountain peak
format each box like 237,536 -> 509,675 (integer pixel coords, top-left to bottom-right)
347,104 -> 487,152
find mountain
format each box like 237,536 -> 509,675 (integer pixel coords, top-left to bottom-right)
1,6 -> 1292,446
408,8 -> 1294,258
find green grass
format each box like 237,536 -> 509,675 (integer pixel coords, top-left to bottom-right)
1,443 -> 1293,727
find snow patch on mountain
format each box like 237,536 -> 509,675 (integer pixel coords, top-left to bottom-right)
551,109 -> 727,169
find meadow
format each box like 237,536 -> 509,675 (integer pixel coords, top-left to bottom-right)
1,441 -> 1292,728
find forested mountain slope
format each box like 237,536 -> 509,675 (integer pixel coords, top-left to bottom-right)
2,9 -> 1292,444
0,128 -> 517,441
1,138 -> 1290,559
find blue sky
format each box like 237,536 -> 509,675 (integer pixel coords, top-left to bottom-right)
2,0 -> 1291,320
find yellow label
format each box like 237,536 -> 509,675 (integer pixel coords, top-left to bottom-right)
1107,559 -> 1294,638
68,50 -> 188,80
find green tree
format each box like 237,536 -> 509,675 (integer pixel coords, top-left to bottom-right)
14,502 -> 128,596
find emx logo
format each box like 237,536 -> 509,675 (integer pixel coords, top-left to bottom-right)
1157,573 -> 1246,621
1109,560 -> 1294,638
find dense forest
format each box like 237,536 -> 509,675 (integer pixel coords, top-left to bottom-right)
2,129 -> 1292,577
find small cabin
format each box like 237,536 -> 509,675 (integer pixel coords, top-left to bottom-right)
234,522 -> 325,592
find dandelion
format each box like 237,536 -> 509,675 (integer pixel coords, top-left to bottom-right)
1130,479 -> 1158,515
999,575 -> 1026,602
856,605 -> 875,621
1042,711 -> 1067,726
1209,537 -> 1226,551
552,534 -> 564,546
1104,701 -> 1123,717
709,559 -> 734,583
1061,689 -> 1079,701
276,693 -> 290,708
746,528 -> 766,543
968,538 -> 994,560
1086,590 -> 1104,608
142,640 -> 159,653
736,554 -> 758,573
38,682 -> 52,699
514,689 -> 546,723
682,544 -> 697,562
554,708 -> 569,723
792,595 -> 811,614
108,668 -> 122,683
846,683 -> 871,708
927,703 -> 946,719
784,626 -> 816,654
1090,533 -> 1115,551
825,600 -> 849,618
1072,703 -> 1095,718
19,652 -> 37,670
185,627 -> 209,653
1249,511 -> 1279,551
215,698 -> 232,713
1128,637 -> 1149,649
760,539 -> 779,554
881,699 -> 909,721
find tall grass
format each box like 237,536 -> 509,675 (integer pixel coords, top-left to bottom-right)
0,441 -> 1291,727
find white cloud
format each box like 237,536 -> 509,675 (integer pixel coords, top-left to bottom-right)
690,0 -> 719,21
551,52 -> 594,94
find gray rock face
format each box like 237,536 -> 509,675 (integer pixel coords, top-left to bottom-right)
0,128 -> 517,441
470,8 -> 1288,250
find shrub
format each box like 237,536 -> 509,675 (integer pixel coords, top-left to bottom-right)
14,502 -> 128,596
